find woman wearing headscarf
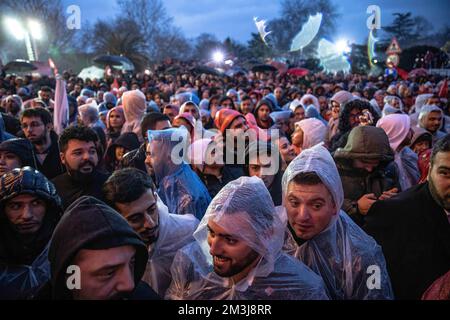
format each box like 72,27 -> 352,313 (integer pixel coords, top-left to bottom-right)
122,89 -> 147,144
105,106 -> 125,146
377,114 -> 420,191
328,91 -> 355,142
291,118 -> 327,155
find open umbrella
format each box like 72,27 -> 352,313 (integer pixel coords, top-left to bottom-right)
225,67 -> 247,77
190,66 -> 223,76
251,64 -> 277,73
287,68 -> 310,77
408,68 -> 428,78
93,55 -> 134,71
3,60 -> 37,73
78,65 -> 105,81
164,65 -> 182,75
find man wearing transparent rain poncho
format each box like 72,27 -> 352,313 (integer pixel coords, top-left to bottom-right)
281,144 -> 394,300
165,176 -> 329,300
146,128 -> 211,220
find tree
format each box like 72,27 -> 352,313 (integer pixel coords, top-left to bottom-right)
153,27 -> 193,62
223,37 -> 249,60
117,0 -> 191,62
193,33 -> 223,62
82,18 -> 150,71
0,0 -> 76,61
247,32 -> 274,61
382,12 -> 434,48
268,0 -> 339,57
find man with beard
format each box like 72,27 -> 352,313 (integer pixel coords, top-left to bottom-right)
38,86 -> 55,112
418,105 -> 447,143
365,135 -> 450,300
165,176 -> 328,300
52,126 -> 109,209
103,168 -> 198,296
34,196 -> 159,300
20,108 -> 65,179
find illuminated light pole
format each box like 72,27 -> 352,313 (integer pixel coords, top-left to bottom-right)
3,17 -> 43,61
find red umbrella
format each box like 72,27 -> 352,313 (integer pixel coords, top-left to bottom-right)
408,68 -> 428,78
287,68 -> 310,77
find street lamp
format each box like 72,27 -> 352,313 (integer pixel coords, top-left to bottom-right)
3,16 -> 43,61
212,51 -> 225,64
335,39 -> 351,54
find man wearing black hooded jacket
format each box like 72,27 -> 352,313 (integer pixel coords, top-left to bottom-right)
0,167 -> 62,299
34,196 -> 159,300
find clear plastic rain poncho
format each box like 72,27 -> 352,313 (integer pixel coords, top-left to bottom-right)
295,118 -> 327,150
148,128 -> 211,220
142,194 -> 199,296
281,144 -> 394,300
0,244 -> 50,299
382,95 -> 404,117
165,176 -> 329,300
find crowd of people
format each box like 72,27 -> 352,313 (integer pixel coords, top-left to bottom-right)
0,60 -> 449,300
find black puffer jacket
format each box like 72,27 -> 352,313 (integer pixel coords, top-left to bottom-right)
334,126 -> 400,226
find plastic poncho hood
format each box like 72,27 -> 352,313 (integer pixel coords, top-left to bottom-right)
143,194 -> 198,296
295,118 -> 327,150
281,145 -> 394,299
165,176 -> 329,300
147,128 -> 211,219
